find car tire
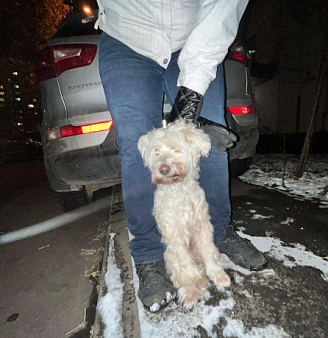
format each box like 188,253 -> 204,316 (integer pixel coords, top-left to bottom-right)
230,157 -> 252,178
56,187 -> 93,212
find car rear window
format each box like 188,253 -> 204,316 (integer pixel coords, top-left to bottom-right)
53,14 -> 101,38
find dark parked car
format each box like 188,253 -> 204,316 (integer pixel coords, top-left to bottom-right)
37,12 -> 258,212
0,124 -> 40,164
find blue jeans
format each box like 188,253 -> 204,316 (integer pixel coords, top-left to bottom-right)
99,33 -> 232,264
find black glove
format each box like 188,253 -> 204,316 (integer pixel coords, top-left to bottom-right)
166,86 -> 204,124
166,86 -> 237,152
197,117 -> 238,152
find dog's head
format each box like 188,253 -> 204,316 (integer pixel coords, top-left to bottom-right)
137,119 -> 212,184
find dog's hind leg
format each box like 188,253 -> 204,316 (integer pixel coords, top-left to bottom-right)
164,243 -> 207,309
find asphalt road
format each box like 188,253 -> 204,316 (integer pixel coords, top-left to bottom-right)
0,160 -> 112,338
0,160 -> 327,338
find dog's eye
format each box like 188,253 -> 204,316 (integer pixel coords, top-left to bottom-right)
173,146 -> 179,152
155,149 -> 160,155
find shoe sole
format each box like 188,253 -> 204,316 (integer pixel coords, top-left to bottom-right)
141,291 -> 177,313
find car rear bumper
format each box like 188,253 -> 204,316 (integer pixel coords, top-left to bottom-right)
227,111 -> 259,160
44,127 -> 121,192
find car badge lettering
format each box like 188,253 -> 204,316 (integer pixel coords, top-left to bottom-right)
68,82 -> 102,91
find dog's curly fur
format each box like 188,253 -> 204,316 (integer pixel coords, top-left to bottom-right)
138,119 -> 231,309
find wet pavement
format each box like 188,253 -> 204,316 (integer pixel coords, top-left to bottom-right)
0,160 -> 110,338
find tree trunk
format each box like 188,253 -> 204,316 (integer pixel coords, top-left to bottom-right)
295,33 -> 328,178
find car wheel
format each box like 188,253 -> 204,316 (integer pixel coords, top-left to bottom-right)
56,187 -> 93,212
230,157 -> 252,178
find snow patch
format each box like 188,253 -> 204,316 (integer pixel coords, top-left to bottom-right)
238,289 -> 253,298
251,214 -> 274,220
233,273 -> 245,284
280,217 -> 295,225
131,256 -> 240,338
240,154 -> 328,206
238,231 -> 328,282
223,319 -> 291,338
98,233 -> 124,338
149,303 -> 160,313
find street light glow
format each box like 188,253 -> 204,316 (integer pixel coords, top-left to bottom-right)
83,6 -> 92,14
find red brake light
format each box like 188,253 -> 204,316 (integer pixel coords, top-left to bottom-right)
227,43 -> 251,68
37,44 -> 97,82
230,51 -> 246,64
60,121 -> 113,138
37,47 -> 56,82
228,106 -> 253,115
53,44 -> 97,76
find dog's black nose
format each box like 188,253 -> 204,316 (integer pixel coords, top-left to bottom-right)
159,164 -> 170,176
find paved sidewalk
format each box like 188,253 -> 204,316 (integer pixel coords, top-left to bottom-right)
93,180 -> 328,338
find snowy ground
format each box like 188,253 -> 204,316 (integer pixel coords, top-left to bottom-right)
98,231 -> 328,338
239,154 -> 328,208
97,153 -> 328,338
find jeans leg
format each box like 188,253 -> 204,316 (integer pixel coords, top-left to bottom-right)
99,34 -> 165,264
163,55 -> 231,245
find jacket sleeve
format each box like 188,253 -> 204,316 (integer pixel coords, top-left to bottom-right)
177,0 -> 249,96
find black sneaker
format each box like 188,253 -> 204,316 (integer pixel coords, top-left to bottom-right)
136,259 -> 175,312
218,231 -> 268,271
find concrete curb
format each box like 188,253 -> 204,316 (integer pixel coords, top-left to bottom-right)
92,186 -> 141,338
92,220 -> 111,338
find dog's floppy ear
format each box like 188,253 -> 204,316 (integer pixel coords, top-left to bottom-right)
137,133 -> 152,167
181,124 -> 212,158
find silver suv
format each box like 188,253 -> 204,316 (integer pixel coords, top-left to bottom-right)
37,12 -> 258,212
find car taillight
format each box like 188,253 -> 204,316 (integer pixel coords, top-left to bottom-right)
227,43 -> 252,68
228,105 -> 255,115
45,121 -> 113,142
37,47 -> 56,82
37,44 -> 97,82
61,121 -> 113,137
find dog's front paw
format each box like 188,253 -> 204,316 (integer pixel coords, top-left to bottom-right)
178,285 -> 203,310
213,271 -> 231,288
206,264 -> 231,288
177,276 -> 207,310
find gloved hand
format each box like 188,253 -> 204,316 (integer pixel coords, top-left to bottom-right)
165,86 -> 204,124
165,86 -> 237,152
197,117 -> 238,152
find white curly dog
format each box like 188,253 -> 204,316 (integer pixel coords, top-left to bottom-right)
138,119 -> 231,309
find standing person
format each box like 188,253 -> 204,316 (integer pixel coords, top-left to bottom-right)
95,0 -> 267,312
